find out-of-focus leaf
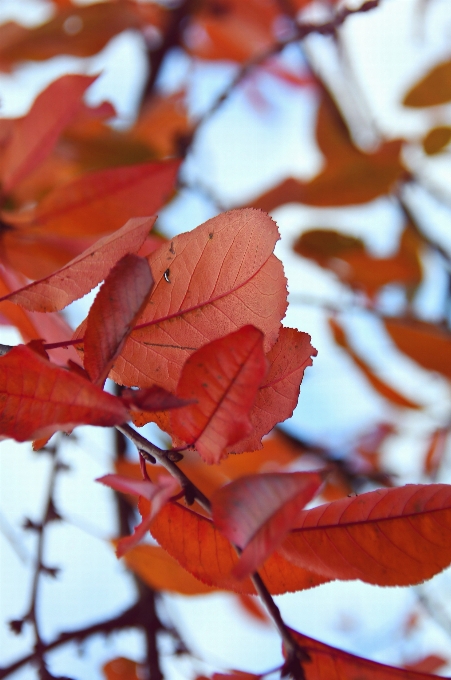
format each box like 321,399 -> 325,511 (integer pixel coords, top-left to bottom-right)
403,59 -> 451,107
423,428 -> 448,478
132,90 -> 192,158
0,74 -> 96,192
294,225 -> 422,298
0,216 -> 155,312
171,326 -> 267,464
150,500 -> 329,595
403,655 -> 448,674
123,544 -> 218,595
384,317 -> 451,380
280,484 -> 451,586
212,472 -> 323,579
84,254 -> 154,385
235,593 -> 271,625
103,657 -> 142,680
329,317 -> 421,409
284,628 -> 441,680
103,209 -> 287,390
0,344 -> 128,442
423,126 -> 451,155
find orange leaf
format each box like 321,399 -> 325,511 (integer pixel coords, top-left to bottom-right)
84,254 -> 154,385
403,59 -> 451,107
0,74 -> 97,193
3,159 -> 180,238
212,472 -> 323,579
132,90 -> 192,158
285,628 -> 441,680
150,501 -> 329,595
123,544 -> 218,595
403,655 -> 448,674
423,428 -> 448,478
103,657 -> 142,680
230,328 -> 317,453
280,484 -> 451,586
103,209 -> 287,390
235,593 -> 270,625
384,317 -> 451,380
328,317 -> 421,409
1,216 -> 155,312
0,344 -> 128,442
423,126 -> 451,155
171,326 -> 267,464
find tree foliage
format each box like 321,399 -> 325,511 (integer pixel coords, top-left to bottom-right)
1,0 -> 451,679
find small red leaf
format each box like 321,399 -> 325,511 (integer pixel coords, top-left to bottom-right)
84,254 -> 154,385
1,216 -> 155,312
212,472 -> 323,579
0,344 -> 128,441
171,326 -> 268,464
122,386 -> 193,412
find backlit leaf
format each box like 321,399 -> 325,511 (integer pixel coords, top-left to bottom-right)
150,500 -> 329,595
285,628 -> 441,680
212,472 -> 323,579
384,317 -> 451,380
0,74 -> 96,192
84,254 -> 154,385
171,326 -> 268,464
0,216 -> 155,312
403,59 -> 451,107
280,484 -> 451,586
108,209 -> 287,390
0,344 -> 128,441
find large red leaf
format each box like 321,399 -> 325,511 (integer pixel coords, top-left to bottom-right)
84,254 -> 154,385
108,209 -> 288,390
3,160 -> 180,238
0,216 -> 155,312
285,628 -> 442,680
149,501 -> 329,595
0,344 -> 128,441
0,74 -> 96,193
280,484 -> 451,586
212,472 -> 323,579
229,327 -> 317,453
171,326 -> 268,464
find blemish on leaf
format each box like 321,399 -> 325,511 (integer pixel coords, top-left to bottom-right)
164,268 -> 171,283
209,232 -> 214,239
169,242 -> 175,254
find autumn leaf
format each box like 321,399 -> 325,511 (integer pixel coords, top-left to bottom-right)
384,317 -> 451,380
103,657 -> 143,680
403,59 -> 451,107
121,386 -> 192,413
229,328 -> 317,453
106,208 -> 287,390
284,628 -> 442,680
212,472 -> 323,579
171,326 -> 268,464
280,484 -> 451,586
0,216 -> 155,312
123,544 -> 218,595
0,344 -> 129,441
149,500 -> 329,595
2,159 -> 180,239
83,254 -> 154,385
0,73 -> 97,193
423,126 -> 451,155
98,474 -> 180,557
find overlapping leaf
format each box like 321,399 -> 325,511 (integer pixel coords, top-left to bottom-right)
285,628 -> 442,680
0,216 -> 155,312
0,344 -> 128,441
106,209 -> 287,390
171,326 -> 267,464
212,472 -> 323,579
149,500 -> 329,595
84,254 -> 154,385
280,484 -> 451,586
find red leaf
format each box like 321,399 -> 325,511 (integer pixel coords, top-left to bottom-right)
122,386 -> 192,412
109,208 -> 287,390
150,501 -> 329,595
229,327 -> 317,453
280,484 -> 451,586
285,628 -> 441,680
98,474 -> 180,557
4,160 -> 180,238
171,326 -> 267,464
0,344 -> 128,442
212,472 -> 323,579
0,216 -> 155,312
0,74 -> 96,192
84,254 -> 154,385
